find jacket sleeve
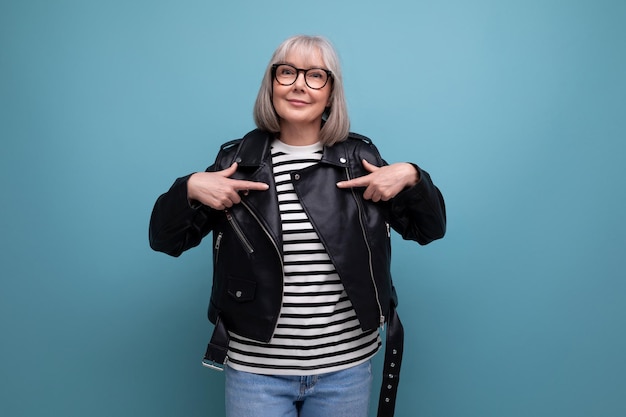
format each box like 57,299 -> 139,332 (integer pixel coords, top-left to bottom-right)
388,164 -> 446,245
148,172 -> 220,257
353,136 -> 446,245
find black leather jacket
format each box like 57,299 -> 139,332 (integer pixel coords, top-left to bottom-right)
149,129 -> 446,342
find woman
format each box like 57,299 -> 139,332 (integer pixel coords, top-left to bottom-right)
149,35 -> 446,417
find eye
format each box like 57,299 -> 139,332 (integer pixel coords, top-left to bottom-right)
279,65 -> 295,75
307,69 -> 326,79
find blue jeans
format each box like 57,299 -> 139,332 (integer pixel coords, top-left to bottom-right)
224,360 -> 373,417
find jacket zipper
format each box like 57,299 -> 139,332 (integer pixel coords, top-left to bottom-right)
345,167 -> 385,330
214,231 -> 223,264
225,210 -> 254,254
240,200 -> 285,340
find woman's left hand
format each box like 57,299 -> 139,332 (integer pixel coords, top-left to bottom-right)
336,160 -> 420,202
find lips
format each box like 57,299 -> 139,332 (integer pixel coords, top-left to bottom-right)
287,99 -> 309,106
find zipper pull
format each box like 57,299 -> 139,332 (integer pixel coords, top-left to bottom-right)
215,232 -> 223,250
380,315 -> 386,331
386,222 -> 391,237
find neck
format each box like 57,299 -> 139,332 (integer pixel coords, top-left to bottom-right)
278,122 -> 322,146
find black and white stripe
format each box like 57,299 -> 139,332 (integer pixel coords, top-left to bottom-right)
226,139 -> 381,375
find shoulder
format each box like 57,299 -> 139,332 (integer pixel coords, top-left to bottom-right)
341,132 -> 376,152
341,132 -> 385,165
212,129 -> 271,170
218,129 -> 264,151
211,138 -> 242,170
346,131 -> 373,145
219,138 -> 242,153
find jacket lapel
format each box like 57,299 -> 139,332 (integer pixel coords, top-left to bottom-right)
230,130 -> 283,252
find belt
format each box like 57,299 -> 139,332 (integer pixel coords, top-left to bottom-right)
201,315 -> 229,371
377,304 -> 404,417
202,304 -> 404,417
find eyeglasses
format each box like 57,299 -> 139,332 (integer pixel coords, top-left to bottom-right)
271,64 -> 333,90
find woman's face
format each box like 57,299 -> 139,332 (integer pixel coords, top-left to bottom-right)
272,49 -> 332,130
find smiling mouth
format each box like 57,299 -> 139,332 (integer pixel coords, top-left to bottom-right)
287,99 -> 309,105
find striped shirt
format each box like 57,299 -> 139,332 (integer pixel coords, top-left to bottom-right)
226,139 -> 381,375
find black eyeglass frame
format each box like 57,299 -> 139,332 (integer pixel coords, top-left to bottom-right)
271,64 -> 333,90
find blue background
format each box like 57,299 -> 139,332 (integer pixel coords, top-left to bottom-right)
1,0 -> 625,416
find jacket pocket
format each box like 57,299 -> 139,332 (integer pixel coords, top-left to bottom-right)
227,277 -> 256,302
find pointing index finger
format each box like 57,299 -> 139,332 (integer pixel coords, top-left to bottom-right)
231,179 -> 269,191
336,175 -> 371,189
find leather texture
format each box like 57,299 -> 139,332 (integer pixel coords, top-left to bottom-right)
149,128 -> 446,342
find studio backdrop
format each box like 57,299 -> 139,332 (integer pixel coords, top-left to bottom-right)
1,1 -> 625,416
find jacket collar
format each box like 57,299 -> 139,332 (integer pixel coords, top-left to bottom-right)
234,129 -> 349,168
233,129 -> 272,167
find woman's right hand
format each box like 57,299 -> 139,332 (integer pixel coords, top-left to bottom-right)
187,162 -> 269,210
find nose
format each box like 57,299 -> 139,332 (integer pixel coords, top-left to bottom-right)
293,70 -> 307,88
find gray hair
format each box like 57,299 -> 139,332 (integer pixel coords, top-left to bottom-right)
253,35 -> 350,146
